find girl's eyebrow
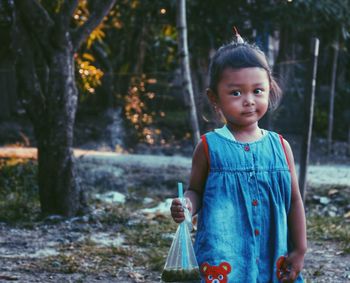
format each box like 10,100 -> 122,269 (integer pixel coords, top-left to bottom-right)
225,82 -> 267,87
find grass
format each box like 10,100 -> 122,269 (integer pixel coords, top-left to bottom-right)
306,183 -> 350,254
93,203 -> 131,225
0,158 -> 41,223
121,216 -> 176,271
38,241 -> 134,275
35,211 -> 176,276
307,216 -> 350,253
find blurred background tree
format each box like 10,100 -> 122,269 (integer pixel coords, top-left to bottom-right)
84,0 -> 350,144
4,0 -> 116,217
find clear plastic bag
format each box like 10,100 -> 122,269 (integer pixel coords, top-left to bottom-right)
161,183 -> 200,282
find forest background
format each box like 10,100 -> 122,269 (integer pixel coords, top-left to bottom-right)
2,0 -> 350,148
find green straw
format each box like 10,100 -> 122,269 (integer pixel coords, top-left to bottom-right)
178,182 -> 188,269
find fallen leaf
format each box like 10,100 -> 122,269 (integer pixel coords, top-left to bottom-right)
328,189 -> 339,196
128,271 -> 145,282
344,211 -> 350,219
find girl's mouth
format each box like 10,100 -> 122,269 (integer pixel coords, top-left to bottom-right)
242,110 -> 256,115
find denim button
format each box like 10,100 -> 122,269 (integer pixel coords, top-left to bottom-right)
252,200 -> 258,206
244,145 -> 250,151
255,229 -> 260,236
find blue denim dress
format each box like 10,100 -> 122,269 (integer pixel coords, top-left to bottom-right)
194,131 -> 303,283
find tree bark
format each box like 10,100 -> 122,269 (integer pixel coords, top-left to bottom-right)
0,0 -> 17,118
327,39 -> 339,155
37,50 -> 83,216
11,0 -> 116,217
348,124 -> 350,157
177,0 -> 200,145
0,57 -> 17,118
133,23 -> 148,75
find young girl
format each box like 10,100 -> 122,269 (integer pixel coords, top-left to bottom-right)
171,31 -> 307,283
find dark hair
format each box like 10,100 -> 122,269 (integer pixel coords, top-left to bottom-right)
208,41 -> 282,110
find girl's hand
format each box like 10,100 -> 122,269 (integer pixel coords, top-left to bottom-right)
170,198 -> 192,223
279,251 -> 305,283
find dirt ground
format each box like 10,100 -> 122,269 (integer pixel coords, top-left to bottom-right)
0,116 -> 350,282
0,149 -> 349,283
0,220 -> 349,283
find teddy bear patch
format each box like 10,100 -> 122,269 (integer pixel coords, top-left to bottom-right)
200,261 -> 232,283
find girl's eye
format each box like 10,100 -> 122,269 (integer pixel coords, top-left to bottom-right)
230,91 -> 241,97
218,274 -> 224,280
254,88 -> 264,95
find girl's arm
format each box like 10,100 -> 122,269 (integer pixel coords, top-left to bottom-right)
282,139 -> 307,282
171,140 -> 208,222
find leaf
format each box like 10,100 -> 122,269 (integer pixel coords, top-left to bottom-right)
82,53 -> 95,62
344,211 -> 350,219
128,271 -> 145,282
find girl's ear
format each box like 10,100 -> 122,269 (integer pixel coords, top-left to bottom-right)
207,88 -> 226,124
206,88 -> 218,105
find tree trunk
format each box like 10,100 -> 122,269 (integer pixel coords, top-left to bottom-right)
15,35 -> 85,216
0,58 -> 17,118
133,23 -> 148,75
177,0 -> 200,145
37,139 -> 82,216
299,38 -> 320,201
36,50 -> 85,216
11,0 -> 116,217
0,0 -> 17,118
348,124 -> 350,157
327,39 -> 339,155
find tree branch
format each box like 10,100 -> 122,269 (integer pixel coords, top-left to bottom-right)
72,0 -> 116,52
49,0 -> 79,49
56,0 -> 79,30
13,0 -> 54,53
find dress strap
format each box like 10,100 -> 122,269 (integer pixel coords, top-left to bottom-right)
201,135 -> 210,170
279,134 -> 291,171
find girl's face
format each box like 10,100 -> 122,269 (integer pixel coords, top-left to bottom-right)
211,67 -> 270,130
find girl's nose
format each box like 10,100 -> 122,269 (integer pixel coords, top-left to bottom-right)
243,95 -> 255,106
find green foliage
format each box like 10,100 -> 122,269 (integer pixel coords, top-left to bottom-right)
72,1 -> 107,97
313,82 -> 350,140
293,0 -> 350,39
124,75 -> 158,144
105,0 -> 178,73
0,158 -> 40,223
256,0 -> 350,41
333,83 -> 350,139
75,54 -> 104,97
39,0 -> 65,15
122,74 -> 192,144
71,0 -> 350,142
313,106 -> 328,137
